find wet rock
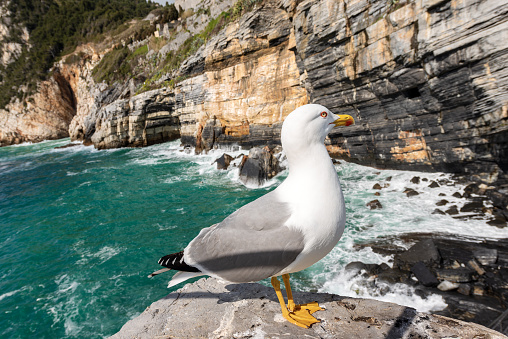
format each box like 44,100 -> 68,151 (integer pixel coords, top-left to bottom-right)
460,201 -> 484,213
487,216 -> 507,227
473,284 -> 485,296
386,176 -> 392,181
438,280 -> 460,291
435,268 -> 475,283
238,146 -> 281,187
436,199 -> 449,206
394,239 -> 441,271
458,284 -> 472,296
446,205 -> 459,215
432,208 -> 446,215
452,192 -> 463,198
344,262 -> 368,274
422,178 -> 428,182
439,193 -> 447,196
429,181 -> 440,188
372,183 -> 382,190
463,183 -> 480,198
214,153 -> 234,170
55,143 -> 81,149
467,259 -> 485,275
374,191 -> 381,196
376,268 -> 410,284
366,199 -> 383,210
407,190 -> 419,197
473,249 -> 498,266
486,190 -> 508,218
353,234 -> 508,330
411,176 -> 420,184
411,262 -> 439,287
404,188 -> 419,197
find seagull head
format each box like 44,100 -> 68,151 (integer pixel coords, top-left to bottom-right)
281,104 -> 355,149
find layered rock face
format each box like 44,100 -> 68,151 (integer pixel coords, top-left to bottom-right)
87,89 -> 180,150
291,0 -> 508,183
0,70 -> 76,146
175,5 -> 309,152
79,4 -> 309,151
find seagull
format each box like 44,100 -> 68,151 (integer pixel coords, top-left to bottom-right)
149,104 -> 355,328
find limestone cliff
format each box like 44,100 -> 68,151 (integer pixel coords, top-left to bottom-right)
294,0 -> 508,184
1,0 -> 507,187
0,70 -> 76,145
70,0 -> 508,186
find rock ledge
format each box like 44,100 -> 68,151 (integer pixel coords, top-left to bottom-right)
110,277 -> 504,338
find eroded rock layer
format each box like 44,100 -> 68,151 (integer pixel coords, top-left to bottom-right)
175,5 -> 309,152
293,0 -> 508,183
0,70 -> 76,146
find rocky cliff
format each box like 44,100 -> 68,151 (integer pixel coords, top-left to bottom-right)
0,70 -> 76,145
1,0 -> 507,186
110,277 -> 505,338
75,0 -> 508,184
301,0 -> 508,183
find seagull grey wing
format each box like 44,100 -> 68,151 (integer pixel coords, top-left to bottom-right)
185,191 -> 304,282
219,190 -> 292,231
186,225 -> 305,282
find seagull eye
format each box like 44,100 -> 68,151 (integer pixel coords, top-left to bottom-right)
320,111 -> 328,118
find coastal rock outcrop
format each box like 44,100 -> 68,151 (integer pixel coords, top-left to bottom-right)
175,3 -> 309,152
0,70 -> 76,146
110,277 -> 504,338
353,233 -> 508,332
87,89 -> 180,149
238,146 -> 283,186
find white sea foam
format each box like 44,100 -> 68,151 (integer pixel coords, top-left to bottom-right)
337,161 -> 508,239
74,244 -> 123,266
157,223 -> 178,231
0,289 -> 22,302
47,274 -> 84,337
321,270 -> 447,312
92,246 -> 122,264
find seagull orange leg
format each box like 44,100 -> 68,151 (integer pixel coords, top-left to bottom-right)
271,275 -> 322,328
281,274 -> 323,315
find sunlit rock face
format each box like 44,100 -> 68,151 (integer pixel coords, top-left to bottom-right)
0,71 -> 76,146
291,0 -> 508,182
171,0 -> 507,183
174,5 -> 309,153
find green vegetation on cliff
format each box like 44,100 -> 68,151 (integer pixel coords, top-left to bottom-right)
137,0 -> 265,93
0,0 -> 157,109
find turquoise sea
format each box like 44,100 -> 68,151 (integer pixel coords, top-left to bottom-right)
2,138 -> 507,338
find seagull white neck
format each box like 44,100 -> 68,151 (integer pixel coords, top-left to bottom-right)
275,141 -> 346,274
281,141 -> 339,187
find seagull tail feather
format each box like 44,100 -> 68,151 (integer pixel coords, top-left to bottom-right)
148,267 -> 171,278
158,251 -> 201,272
168,271 -> 203,288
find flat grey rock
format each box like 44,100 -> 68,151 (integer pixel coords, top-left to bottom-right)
110,277 -> 504,339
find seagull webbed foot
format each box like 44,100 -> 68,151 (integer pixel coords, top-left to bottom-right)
271,274 -> 323,329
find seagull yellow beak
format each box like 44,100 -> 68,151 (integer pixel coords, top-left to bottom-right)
332,115 -> 355,127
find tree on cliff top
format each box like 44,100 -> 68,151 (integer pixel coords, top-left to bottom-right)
0,0 -> 158,109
